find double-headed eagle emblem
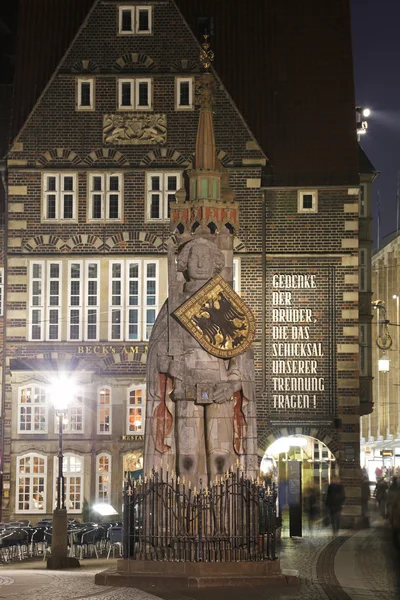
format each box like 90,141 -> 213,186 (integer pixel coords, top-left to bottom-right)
173,275 -> 256,358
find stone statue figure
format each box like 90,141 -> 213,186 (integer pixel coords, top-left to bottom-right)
144,238 -> 257,487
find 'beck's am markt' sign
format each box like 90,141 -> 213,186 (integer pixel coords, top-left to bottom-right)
267,269 -> 335,415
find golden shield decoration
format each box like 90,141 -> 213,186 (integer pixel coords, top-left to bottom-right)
173,275 -> 256,358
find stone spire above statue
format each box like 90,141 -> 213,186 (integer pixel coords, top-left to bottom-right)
170,35 -> 239,244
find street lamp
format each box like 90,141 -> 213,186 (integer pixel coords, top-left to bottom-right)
372,300 -> 393,371
50,375 -> 76,510
47,374 -> 80,570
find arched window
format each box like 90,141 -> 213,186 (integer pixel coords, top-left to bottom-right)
96,453 -> 111,503
53,453 -> 83,513
18,385 -> 47,433
16,453 -> 47,513
97,387 -> 112,434
126,385 -> 145,435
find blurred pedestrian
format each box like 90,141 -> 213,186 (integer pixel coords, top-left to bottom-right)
326,476 -> 345,535
375,477 -> 388,518
387,477 -> 398,521
388,482 -> 400,549
304,486 -> 318,531
361,476 -> 370,518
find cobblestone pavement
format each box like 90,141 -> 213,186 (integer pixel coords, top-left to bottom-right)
0,519 -> 399,600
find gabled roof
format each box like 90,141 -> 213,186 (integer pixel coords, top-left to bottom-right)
358,144 -> 377,175
10,0 -> 94,145
10,0 -> 359,186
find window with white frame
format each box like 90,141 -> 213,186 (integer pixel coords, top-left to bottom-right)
67,260 -> 100,341
127,385 -> 145,435
76,78 -> 94,110
108,260 -> 159,341
29,261 -> 62,341
146,172 -> 181,221
117,78 -> 152,110
88,173 -> 122,221
359,184 -> 366,217
55,395 -> 84,434
42,173 -> 77,222
54,454 -> 83,513
96,454 -> 111,503
98,387 -> 112,434
232,258 -> 240,295
118,79 -> 134,110
135,78 -> 152,109
16,454 -> 46,513
297,190 -> 318,214
359,323 -> 368,376
175,77 -> 194,110
359,248 -> 367,292
18,386 -> 47,433
118,5 -> 152,34
0,267 -> 4,316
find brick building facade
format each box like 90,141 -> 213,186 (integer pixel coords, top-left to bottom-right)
0,0 -> 369,525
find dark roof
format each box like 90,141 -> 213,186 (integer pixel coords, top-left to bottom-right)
11,0 -> 359,186
11,0 -> 94,144
358,144 -> 377,175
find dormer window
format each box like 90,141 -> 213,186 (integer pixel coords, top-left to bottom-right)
118,5 -> 152,35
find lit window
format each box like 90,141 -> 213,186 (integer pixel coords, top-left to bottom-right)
42,173 -> 77,222
88,173 -> 122,221
232,258 -> 240,295
18,386 -> 47,434
146,172 -> 181,221
55,395 -> 84,434
127,386 -> 145,435
297,190 -> 318,214
16,454 -> 46,513
76,78 -> 94,110
67,260 -> 101,342
96,454 -> 111,503
175,77 -> 194,110
53,454 -> 83,513
109,260 -> 159,341
29,261 -> 62,341
98,387 -> 112,434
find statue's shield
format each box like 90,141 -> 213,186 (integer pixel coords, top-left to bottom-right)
172,275 -> 256,358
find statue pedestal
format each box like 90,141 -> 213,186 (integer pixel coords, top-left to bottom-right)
95,558 -> 299,588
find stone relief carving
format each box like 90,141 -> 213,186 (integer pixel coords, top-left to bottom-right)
103,113 -> 167,145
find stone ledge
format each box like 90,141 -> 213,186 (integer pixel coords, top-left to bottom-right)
95,563 -> 298,589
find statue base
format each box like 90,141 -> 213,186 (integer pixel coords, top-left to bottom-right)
95,559 -> 299,589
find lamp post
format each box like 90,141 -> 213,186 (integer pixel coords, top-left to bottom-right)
47,375 -> 80,569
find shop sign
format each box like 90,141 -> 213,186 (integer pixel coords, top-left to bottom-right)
122,435 -> 144,441
380,449 -> 393,457
76,344 -> 148,355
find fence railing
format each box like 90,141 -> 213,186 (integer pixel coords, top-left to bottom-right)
123,467 -> 277,562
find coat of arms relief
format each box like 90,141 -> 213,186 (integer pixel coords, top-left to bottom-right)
103,113 -> 167,145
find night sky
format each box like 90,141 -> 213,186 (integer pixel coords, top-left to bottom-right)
351,0 -> 400,248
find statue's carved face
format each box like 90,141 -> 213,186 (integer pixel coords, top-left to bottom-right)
187,244 -> 214,281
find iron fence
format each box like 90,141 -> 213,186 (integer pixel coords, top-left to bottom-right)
123,467 -> 277,562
